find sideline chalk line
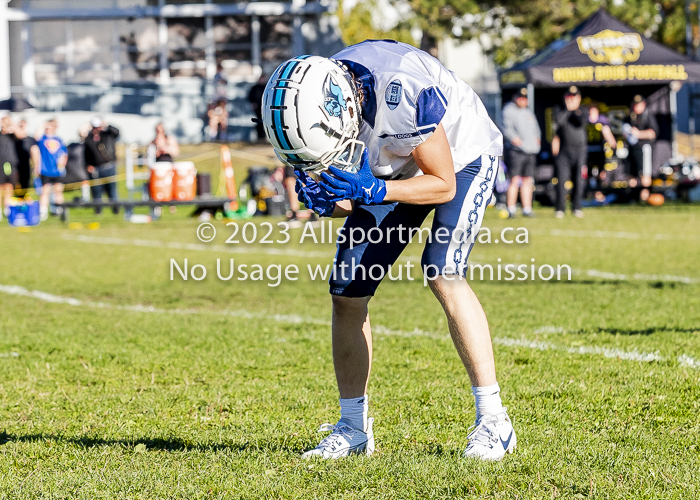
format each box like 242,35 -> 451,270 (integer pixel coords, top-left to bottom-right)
1,283 -> 697,370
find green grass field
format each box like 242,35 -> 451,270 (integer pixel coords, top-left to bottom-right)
1,176 -> 699,498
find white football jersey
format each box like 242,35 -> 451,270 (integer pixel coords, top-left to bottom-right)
333,40 -> 503,180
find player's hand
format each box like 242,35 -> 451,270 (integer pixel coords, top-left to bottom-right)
295,169 -> 337,217
319,149 -> 386,205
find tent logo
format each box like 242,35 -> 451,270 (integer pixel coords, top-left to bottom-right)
576,29 -> 644,66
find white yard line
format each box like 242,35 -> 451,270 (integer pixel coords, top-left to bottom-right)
533,326 -> 567,334
0,283 -> 328,326
2,283 -> 697,369
493,337 -> 664,362
678,354 -> 700,369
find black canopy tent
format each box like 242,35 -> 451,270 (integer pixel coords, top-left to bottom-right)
499,9 -> 700,174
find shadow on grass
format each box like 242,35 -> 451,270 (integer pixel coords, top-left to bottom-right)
419,442 -> 464,458
574,326 -> 699,336
0,432 -> 303,454
484,279 -> 678,287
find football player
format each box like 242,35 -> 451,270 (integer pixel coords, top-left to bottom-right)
262,40 -> 516,461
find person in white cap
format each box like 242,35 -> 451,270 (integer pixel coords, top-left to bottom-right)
84,117 -> 120,214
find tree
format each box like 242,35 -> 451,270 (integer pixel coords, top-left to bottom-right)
336,0 -> 416,47
484,0 -> 687,67
336,0 -> 691,68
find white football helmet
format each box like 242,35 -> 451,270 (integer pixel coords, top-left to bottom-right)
262,55 -> 364,173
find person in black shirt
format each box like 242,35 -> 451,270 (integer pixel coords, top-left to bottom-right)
0,115 -> 20,218
64,127 -> 91,201
551,86 -> 587,218
248,75 -> 266,143
13,118 -> 41,196
84,117 -> 120,214
626,94 -> 658,187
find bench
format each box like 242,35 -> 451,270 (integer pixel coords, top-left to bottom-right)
55,197 -> 235,222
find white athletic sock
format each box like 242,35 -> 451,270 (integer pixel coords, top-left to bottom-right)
507,205 -> 516,214
339,395 -> 368,431
472,383 -> 504,419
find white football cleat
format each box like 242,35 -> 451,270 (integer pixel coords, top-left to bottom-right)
301,418 -> 375,459
463,411 -> 516,461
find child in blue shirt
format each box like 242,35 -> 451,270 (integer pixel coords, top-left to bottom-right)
36,119 -> 68,220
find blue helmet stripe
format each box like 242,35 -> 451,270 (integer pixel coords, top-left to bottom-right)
280,61 -> 299,80
272,60 -> 302,151
272,88 -> 292,150
269,59 -> 307,160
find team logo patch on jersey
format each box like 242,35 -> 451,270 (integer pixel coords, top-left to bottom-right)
323,75 -> 347,119
385,80 -> 402,110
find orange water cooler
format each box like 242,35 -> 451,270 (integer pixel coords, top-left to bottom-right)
149,162 -> 174,202
172,162 -> 197,201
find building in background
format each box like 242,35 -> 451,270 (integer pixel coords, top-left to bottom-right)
6,0 -> 342,86
2,0 -> 343,142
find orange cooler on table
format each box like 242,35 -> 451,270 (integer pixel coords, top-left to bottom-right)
149,162 -> 174,201
173,162 -> 197,201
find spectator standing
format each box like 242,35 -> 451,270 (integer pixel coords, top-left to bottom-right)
587,104 -> 618,187
552,86 -> 587,218
65,126 -> 91,201
501,87 -> 541,217
207,100 -> 228,141
36,118 -> 68,221
0,114 -> 19,219
626,94 -> 658,191
248,75 -> 266,142
587,105 -> 617,149
152,123 -> 180,162
85,117 -> 120,214
13,118 -> 41,196
213,63 -> 228,102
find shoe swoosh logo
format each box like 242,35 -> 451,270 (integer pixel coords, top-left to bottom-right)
500,431 -> 513,450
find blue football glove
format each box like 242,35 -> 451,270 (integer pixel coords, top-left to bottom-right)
319,149 -> 387,205
295,169 -> 337,217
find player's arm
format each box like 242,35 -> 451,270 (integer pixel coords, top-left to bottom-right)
632,126 -> 656,141
602,125 -> 616,149
58,152 -> 68,169
168,137 -> 180,158
331,199 -> 354,217
319,125 -> 456,207
30,144 -> 41,176
551,135 -> 560,156
383,124 -> 455,205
